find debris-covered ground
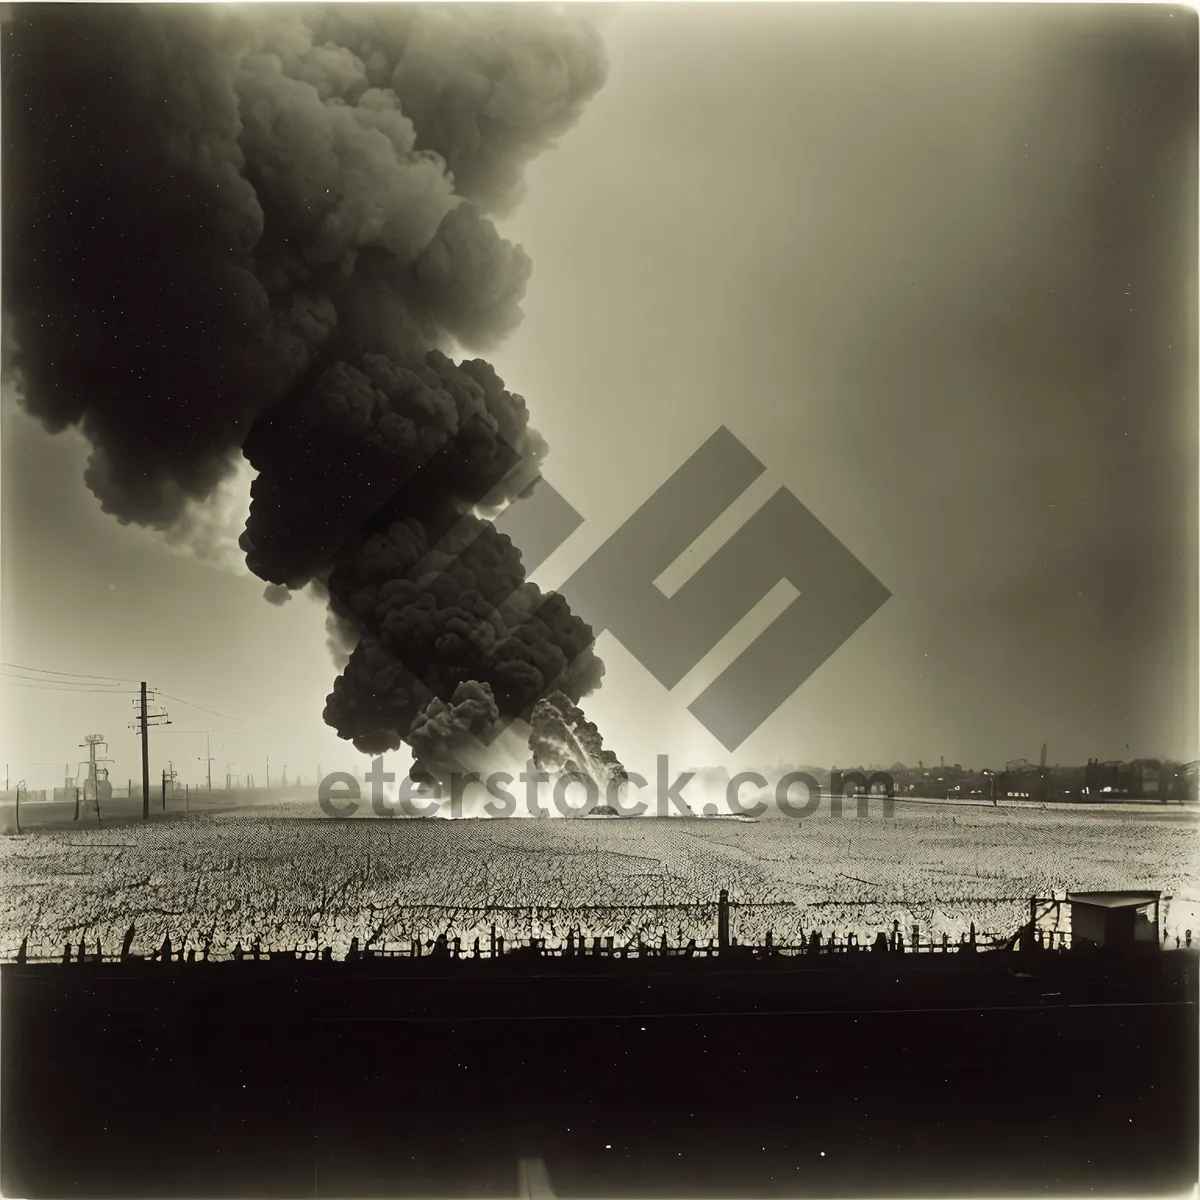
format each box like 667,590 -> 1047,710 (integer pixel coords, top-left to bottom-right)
1,800 -> 1196,959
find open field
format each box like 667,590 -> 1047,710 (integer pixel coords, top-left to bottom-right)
2,796 -> 1196,959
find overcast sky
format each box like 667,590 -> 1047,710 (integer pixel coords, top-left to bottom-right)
3,3 -> 1196,789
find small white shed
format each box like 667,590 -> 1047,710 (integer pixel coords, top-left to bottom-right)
1067,891 -> 1161,951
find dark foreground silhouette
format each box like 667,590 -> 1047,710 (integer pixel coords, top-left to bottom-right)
2,950 -> 1196,1197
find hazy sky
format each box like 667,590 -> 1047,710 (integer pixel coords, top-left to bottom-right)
3,3 -> 1196,789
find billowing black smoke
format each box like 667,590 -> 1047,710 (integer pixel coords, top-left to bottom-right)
2,3 -> 619,779
530,691 -> 630,810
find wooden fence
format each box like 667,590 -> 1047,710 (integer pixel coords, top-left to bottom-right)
11,889 -> 1188,966
9,916 -> 1041,965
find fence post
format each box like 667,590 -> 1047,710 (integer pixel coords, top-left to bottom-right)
717,889 -> 730,954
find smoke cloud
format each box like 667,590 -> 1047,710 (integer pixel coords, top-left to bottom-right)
3,3 -> 615,774
263,585 -> 293,607
530,690 -> 630,805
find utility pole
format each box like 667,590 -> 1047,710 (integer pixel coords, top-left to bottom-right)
140,683 -> 149,817
200,733 -> 214,794
161,762 -> 177,810
266,755 -> 270,789
717,889 -> 730,954
129,686 -> 170,820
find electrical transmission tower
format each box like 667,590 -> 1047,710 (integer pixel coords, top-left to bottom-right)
129,684 -> 170,820
78,735 -> 111,821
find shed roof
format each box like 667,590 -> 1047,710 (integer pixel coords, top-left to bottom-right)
1066,891 -> 1160,909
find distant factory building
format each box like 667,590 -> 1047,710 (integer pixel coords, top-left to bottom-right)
1083,759 -> 1190,800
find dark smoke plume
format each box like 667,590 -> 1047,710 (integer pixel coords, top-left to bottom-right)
263,585 -> 293,607
530,691 -> 630,812
3,4 -> 619,778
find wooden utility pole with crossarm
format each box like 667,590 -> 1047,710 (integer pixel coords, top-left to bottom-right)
130,685 -> 170,820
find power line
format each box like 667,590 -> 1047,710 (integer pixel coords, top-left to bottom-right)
4,663 -> 265,729
154,691 -> 260,729
169,727 -> 257,736
1,680 -> 139,694
0,662 -> 139,683
1,674 -> 131,689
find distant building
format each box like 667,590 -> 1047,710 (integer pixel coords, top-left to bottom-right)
997,760 -> 1042,799
1068,891 -> 1160,952
1083,759 -> 1190,800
